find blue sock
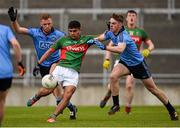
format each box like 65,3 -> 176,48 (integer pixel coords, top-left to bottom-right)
56,97 -> 61,105
56,97 -> 74,111
67,102 -> 74,111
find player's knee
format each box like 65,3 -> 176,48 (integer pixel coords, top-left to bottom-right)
126,85 -> 132,91
109,74 -> 119,83
39,87 -> 53,97
126,79 -> 134,87
53,88 -> 62,97
146,86 -> 158,94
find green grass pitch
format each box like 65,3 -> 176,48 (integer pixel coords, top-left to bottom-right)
2,106 -> 180,127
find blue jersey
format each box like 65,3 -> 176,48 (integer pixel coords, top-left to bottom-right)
28,27 -> 65,67
0,25 -> 15,78
104,27 -> 144,66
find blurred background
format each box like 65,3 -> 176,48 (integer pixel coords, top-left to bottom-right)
0,0 -> 180,106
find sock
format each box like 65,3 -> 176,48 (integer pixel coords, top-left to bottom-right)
126,103 -> 131,107
34,94 -> 40,100
112,95 -> 119,106
67,102 -> 74,111
104,90 -> 111,101
56,97 -> 74,111
165,101 -> 175,113
56,97 -> 62,105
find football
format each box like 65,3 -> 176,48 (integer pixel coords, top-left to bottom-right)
41,74 -> 58,88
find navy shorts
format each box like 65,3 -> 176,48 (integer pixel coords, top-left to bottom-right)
119,59 -> 151,79
39,61 -> 59,77
0,77 -> 13,91
39,65 -> 51,77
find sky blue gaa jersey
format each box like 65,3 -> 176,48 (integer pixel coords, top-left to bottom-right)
28,27 -> 65,67
104,26 -> 144,66
0,24 -> 15,78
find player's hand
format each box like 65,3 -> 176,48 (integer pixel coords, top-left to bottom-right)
8,7 -> 17,22
141,49 -> 150,58
94,40 -> 106,50
87,39 -> 95,45
87,39 -> 106,50
33,64 -> 40,77
17,62 -> 25,76
103,59 -> 110,70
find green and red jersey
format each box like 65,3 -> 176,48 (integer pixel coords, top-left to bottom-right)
125,27 -> 149,50
51,35 -> 93,72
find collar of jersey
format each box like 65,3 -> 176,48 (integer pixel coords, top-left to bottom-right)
114,26 -> 125,36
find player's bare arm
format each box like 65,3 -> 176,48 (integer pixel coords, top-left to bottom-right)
10,38 -> 22,62
103,41 -> 114,70
145,39 -> 155,52
106,42 -> 126,53
11,20 -> 28,34
95,33 -> 105,42
142,39 -> 155,58
38,48 -> 55,64
105,41 -> 113,59
11,37 -> 25,76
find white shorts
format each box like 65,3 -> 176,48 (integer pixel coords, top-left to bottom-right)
114,60 -> 119,67
52,66 -> 79,87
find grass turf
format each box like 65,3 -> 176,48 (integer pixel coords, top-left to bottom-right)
2,106 -> 180,127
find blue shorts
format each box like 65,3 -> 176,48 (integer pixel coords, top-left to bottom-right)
119,59 -> 151,79
0,77 -> 13,91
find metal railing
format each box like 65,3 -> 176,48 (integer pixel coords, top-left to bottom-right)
10,49 -> 180,86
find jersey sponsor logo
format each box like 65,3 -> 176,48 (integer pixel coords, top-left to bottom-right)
64,44 -> 89,52
39,41 -> 52,49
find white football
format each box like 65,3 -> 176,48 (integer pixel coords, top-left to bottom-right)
42,74 -> 58,88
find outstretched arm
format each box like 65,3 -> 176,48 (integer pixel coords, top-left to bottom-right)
10,37 -> 25,76
8,7 -> 28,34
11,20 -> 28,34
95,33 -> 105,42
38,48 -> 55,64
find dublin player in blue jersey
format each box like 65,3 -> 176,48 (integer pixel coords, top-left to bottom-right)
100,10 -> 155,114
8,7 -> 77,119
0,24 -> 25,126
88,13 -> 178,120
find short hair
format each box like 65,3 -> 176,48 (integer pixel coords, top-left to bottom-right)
111,13 -> 124,23
68,20 -> 81,29
40,14 -> 52,20
126,10 -> 137,16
